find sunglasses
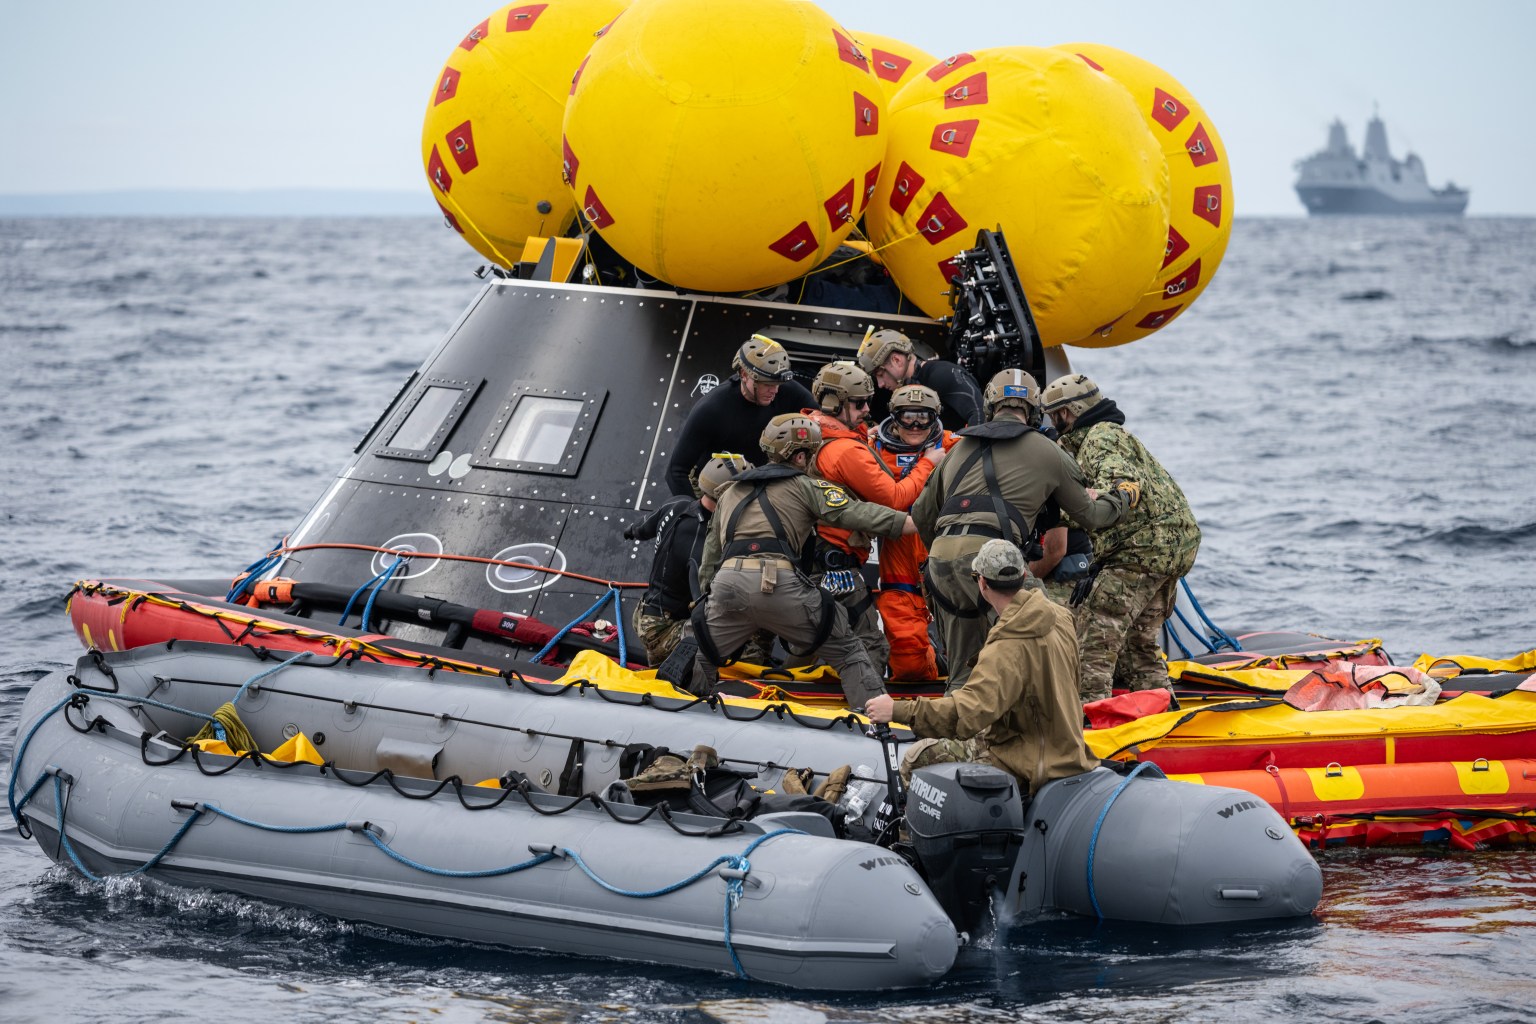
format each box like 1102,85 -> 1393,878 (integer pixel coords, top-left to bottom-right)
896,410 -> 934,427
848,397 -> 871,409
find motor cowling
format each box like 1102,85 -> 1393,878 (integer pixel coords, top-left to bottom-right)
905,763 -> 1025,935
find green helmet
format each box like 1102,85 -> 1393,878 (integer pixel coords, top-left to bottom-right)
697,453 -> 751,499
855,327 -> 914,375
983,368 -> 1040,421
733,333 -> 795,382
812,359 -> 875,413
1041,373 -> 1102,419
760,413 -> 822,462
889,383 -> 941,414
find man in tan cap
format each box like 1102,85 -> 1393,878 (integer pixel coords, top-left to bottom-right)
865,539 -> 1097,797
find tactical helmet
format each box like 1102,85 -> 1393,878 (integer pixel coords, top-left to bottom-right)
760,413 -> 822,462
732,333 -> 795,382
1041,373 -> 1102,419
855,327 -> 914,375
983,368 -> 1040,421
697,453 -> 751,499
812,359 -> 875,413
889,383 -> 941,414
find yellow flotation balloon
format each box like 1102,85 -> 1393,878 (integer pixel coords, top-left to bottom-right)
562,0 -> 887,292
422,0 -> 628,267
850,30 -> 936,107
865,46 -> 1170,344
1053,43 -> 1234,348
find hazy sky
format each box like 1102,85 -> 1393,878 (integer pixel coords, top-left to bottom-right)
3,1 -> 1532,215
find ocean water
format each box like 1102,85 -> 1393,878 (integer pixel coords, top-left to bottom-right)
1,215 -> 1533,1022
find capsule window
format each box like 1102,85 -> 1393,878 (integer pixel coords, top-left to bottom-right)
375,376 -> 482,461
476,382 -> 606,477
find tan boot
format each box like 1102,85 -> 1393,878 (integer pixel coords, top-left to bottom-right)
624,753 -> 691,792
813,764 -> 852,805
780,767 -> 814,796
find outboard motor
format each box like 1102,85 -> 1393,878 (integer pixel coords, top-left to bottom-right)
905,763 -> 1026,934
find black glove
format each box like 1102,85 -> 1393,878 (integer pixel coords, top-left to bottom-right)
623,525 -> 638,541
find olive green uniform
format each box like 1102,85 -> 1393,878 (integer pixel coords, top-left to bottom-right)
693,465 -> 907,708
892,587 -> 1098,796
1060,414 -> 1201,700
910,419 -> 1129,692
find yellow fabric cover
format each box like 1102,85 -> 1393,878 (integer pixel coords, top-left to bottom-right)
1085,691 -> 1536,760
554,650 -> 883,725
1166,660 -> 1428,696
1412,647 -> 1536,677
191,731 -> 324,765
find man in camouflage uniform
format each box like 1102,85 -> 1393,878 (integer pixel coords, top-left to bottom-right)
626,454 -> 750,665
1043,374 -> 1202,701
911,369 -> 1133,692
686,413 -> 917,709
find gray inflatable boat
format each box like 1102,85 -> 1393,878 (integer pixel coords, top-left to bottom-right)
9,641 -> 1321,988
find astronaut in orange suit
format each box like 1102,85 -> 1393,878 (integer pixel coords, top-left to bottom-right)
869,385 -> 959,680
804,362 -> 944,671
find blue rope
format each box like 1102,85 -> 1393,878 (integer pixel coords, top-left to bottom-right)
226,546 -> 285,603
337,557 -> 404,628
1162,619 -> 1194,659
1171,602 -> 1217,654
1180,578 -> 1242,652
530,587 -> 625,664
359,557 -> 405,632
231,650 -> 312,706
53,774 -> 206,882
359,829 -> 558,878
7,694 -> 79,825
1086,761 -> 1154,920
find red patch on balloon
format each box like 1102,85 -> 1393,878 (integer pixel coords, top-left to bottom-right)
436,201 -> 463,235
561,136 -> 579,186
459,19 -> 489,52
1185,123 -> 1218,166
944,72 -> 988,109
582,186 -> 614,229
888,161 -> 924,216
427,147 -> 452,193
916,193 -> 967,245
445,121 -> 479,174
1150,88 -> 1189,131
1193,184 -> 1223,227
862,163 -> 882,212
937,255 -> 962,282
854,92 -> 879,136
1162,225 -> 1190,269
1163,259 -> 1201,298
434,67 -> 460,107
570,55 -> 590,96
1136,305 -> 1184,330
833,29 -> 868,71
505,4 -> 547,31
1074,52 -> 1104,71
930,119 -> 980,159
871,49 -> 911,83
769,222 -> 818,262
926,53 -> 976,81
824,180 -> 856,226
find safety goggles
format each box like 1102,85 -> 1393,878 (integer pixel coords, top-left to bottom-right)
895,410 -> 934,428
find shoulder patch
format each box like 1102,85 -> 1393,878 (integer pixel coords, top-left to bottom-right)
819,484 -> 851,507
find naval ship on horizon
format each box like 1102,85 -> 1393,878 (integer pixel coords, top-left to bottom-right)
1294,112 -> 1469,215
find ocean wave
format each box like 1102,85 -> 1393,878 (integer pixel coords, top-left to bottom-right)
1421,520 -> 1536,551
0,322 -> 70,333
1340,289 -> 1392,302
